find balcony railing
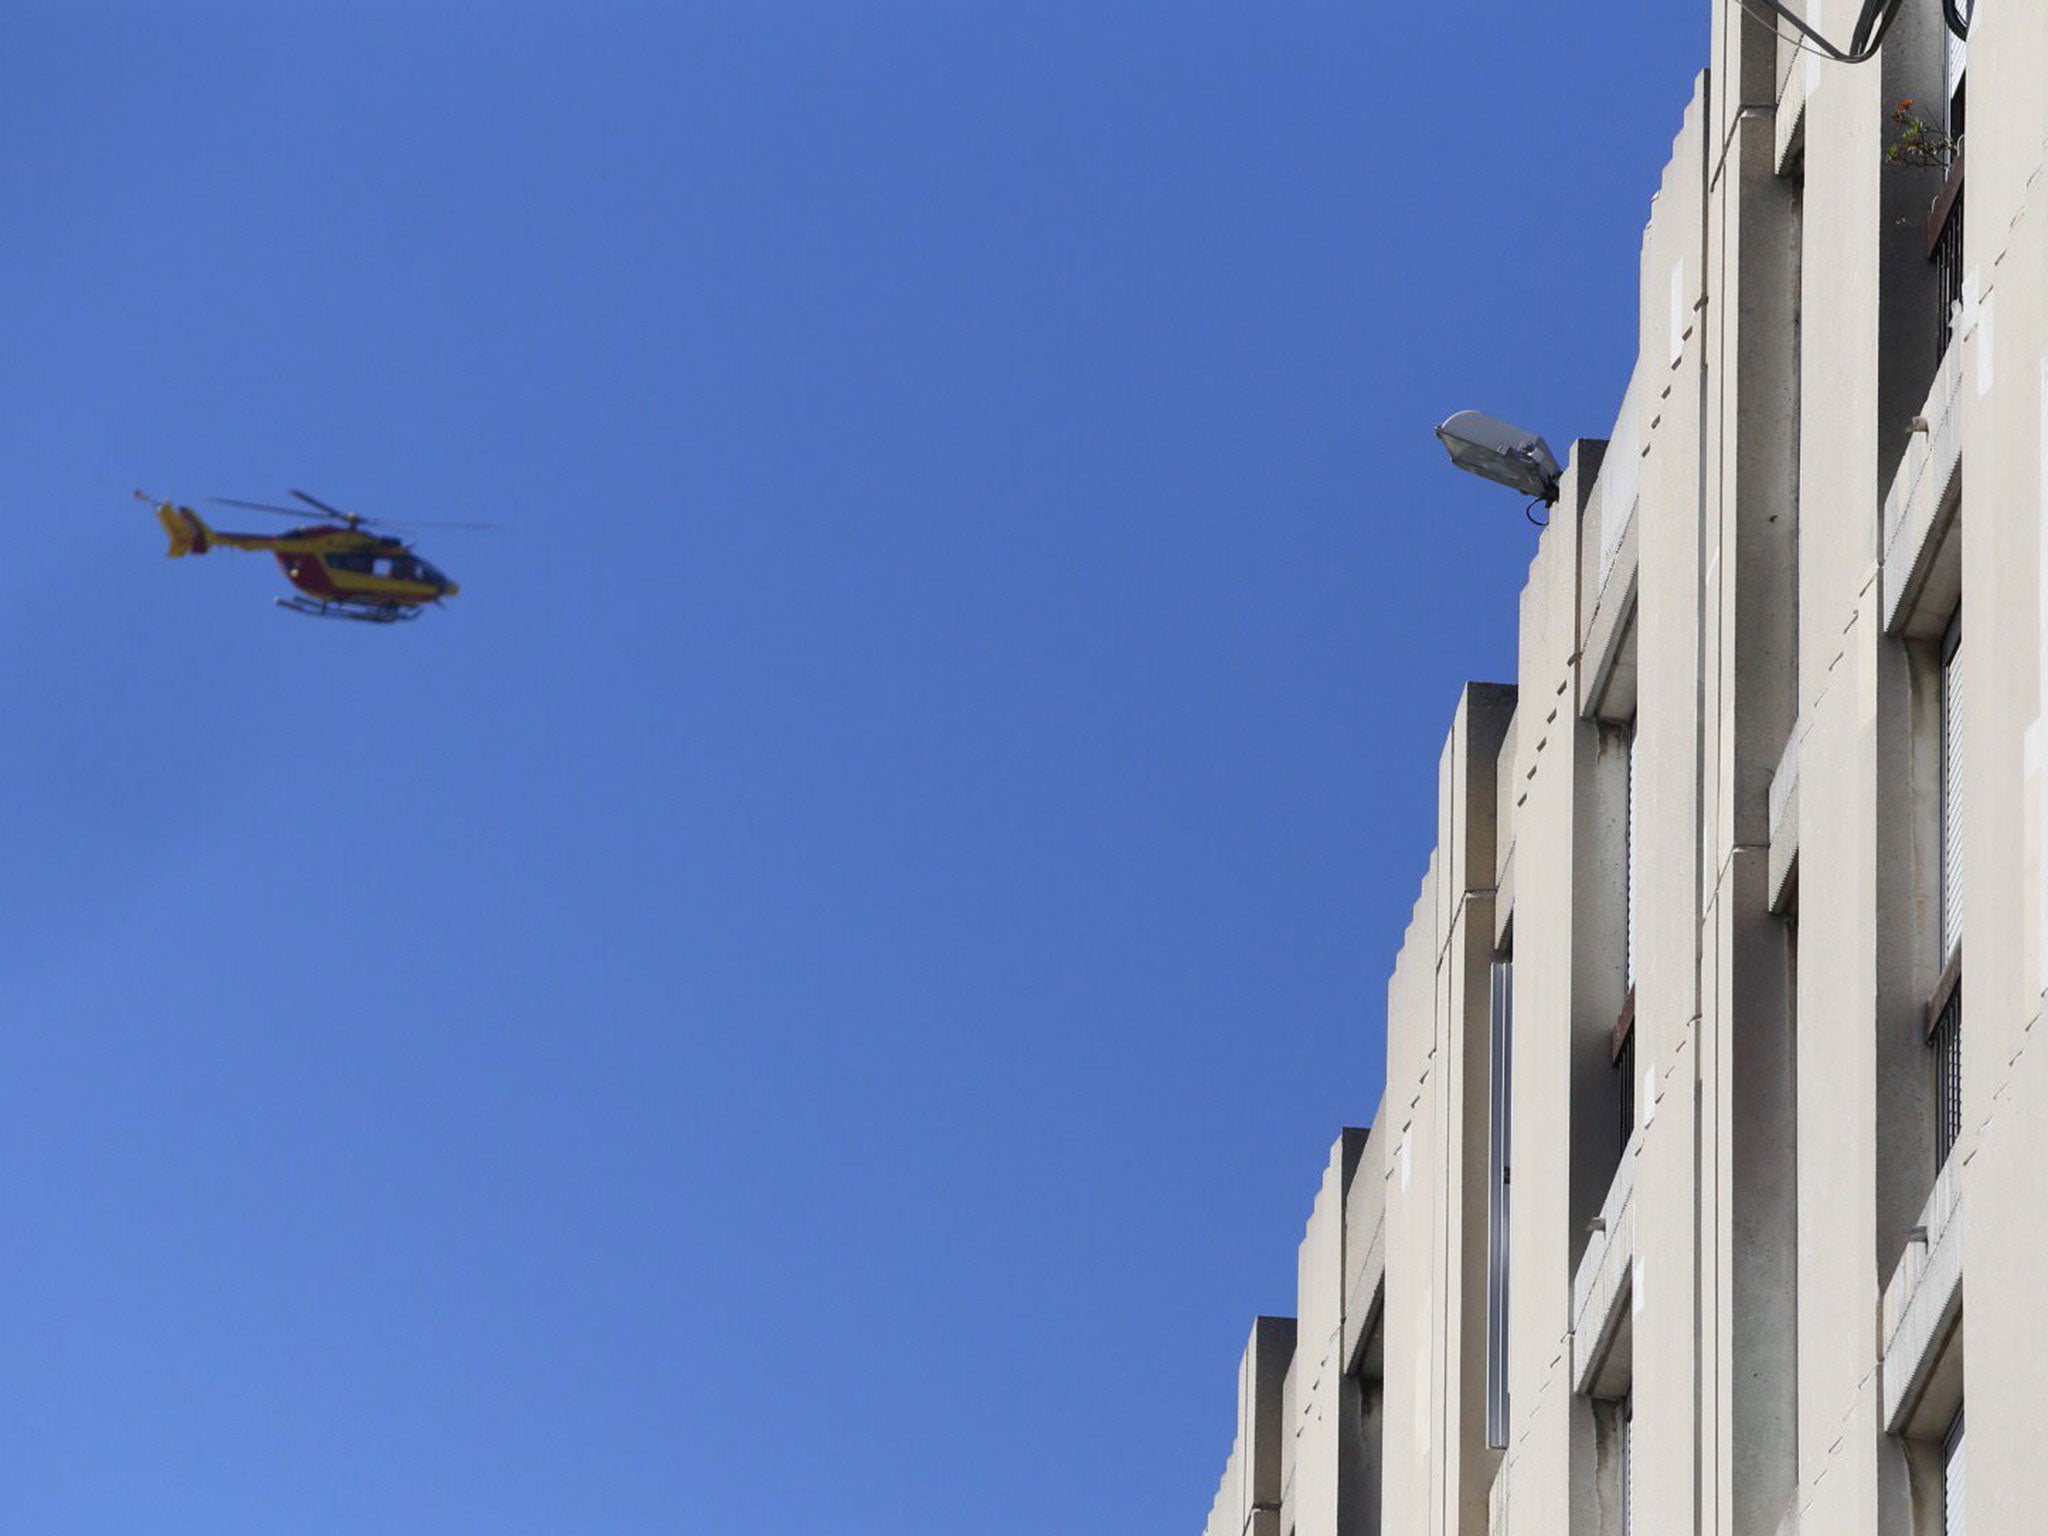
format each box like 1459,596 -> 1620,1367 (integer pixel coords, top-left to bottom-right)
1883,337 -> 1965,557
1570,1126 -> 1642,1392
1880,327 -> 1966,633
1768,724 -> 1801,849
1597,378 -> 1644,596
1879,1150 -> 1964,1428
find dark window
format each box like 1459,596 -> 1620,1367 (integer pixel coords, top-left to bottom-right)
1615,1008 -> 1636,1155
1486,956 -> 1513,1449
1616,716 -> 1640,1155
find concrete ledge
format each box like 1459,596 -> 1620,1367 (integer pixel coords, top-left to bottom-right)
1341,1131 -> 1386,1371
1774,63 -> 1806,174
1342,1204 -> 1385,1370
1494,843 -> 1516,952
1570,1130 -> 1641,1395
1580,514 -> 1639,724
1593,380 -> 1643,597
1880,1158 -> 1964,1432
1880,340 -> 1965,638
1579,377 -> 1641,724
1767,723 -> 1800,912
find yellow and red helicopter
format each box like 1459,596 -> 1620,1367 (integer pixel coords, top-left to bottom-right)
138,488 -> 486,623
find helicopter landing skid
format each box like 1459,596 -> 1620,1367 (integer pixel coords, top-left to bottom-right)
276,596 -> 422,624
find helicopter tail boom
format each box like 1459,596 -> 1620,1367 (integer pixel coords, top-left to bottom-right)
156,503 -> 213,557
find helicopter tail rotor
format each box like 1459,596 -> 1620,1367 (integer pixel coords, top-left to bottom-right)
155,503 -> 213,558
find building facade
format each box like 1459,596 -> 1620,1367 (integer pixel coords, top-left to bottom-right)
1204,3 -> 2048,1532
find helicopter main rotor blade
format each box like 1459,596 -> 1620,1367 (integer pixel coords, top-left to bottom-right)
289,488 -> 357,520
212,497 -> 326,520
211,493 -> 495,533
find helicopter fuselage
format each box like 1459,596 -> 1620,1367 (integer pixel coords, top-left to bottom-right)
151,501 -> 459,619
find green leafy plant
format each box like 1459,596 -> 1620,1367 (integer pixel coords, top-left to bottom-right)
1887,98 -> 1958,169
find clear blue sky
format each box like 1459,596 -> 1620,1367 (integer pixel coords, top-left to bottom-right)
4,5 -> 1701,1530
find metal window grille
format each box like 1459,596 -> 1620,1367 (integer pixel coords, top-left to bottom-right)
1616,1026 -> 1636,1154
1934,188 -> 1966,360
1485,958 -> 1513,1449
1932,980 -> 1963,1167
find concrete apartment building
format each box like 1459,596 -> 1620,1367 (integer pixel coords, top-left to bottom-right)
1203,3 -> 2047,1533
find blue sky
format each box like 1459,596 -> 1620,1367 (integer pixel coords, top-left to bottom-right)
4,4 -> 1701,1530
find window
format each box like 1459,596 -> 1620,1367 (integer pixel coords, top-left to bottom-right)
1615,1012 -> 1636,1153
1486,955 -> 1513,1449
1929,17 -> 1967,358
1944,23 -> 1967,142
1934,188 -> 1966,364
1614,721 -> 1640,1152
1931,611 -> 1964,1166
1932,985 -> 1963,1166
1626,723 -> 1640,992
1940,613 -> 1963,963
1620,1393 -> 1635,1536
1943,1408 -> 1966,1536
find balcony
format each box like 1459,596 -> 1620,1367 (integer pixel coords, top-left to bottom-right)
1597,378 -> 1643,599
1581,382 -> 1643,722
1341,1171 -> 1387,1368
1880,332 -> 1966,636
1880,1155 -> 1964,1431
1570,1127 -> 1642,1395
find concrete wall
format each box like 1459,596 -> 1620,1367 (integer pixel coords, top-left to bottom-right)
1202,5 -> 2048,1532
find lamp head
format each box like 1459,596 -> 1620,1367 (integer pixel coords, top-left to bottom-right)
1435,410 -> 1562,504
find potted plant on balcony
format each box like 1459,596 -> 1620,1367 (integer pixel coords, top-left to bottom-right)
1886,98 -> 1959,169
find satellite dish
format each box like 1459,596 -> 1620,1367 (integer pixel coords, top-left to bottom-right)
1435,411 -> 1563,505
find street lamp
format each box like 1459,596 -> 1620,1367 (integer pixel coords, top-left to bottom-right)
1434,410 -> 1563,514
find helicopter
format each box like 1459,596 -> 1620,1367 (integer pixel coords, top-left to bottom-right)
137,488 -> 486,623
